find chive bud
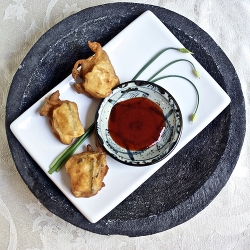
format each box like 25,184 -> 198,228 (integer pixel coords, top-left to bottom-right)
190,113 -> 197,122
179,48 -> 194,54
194,69 -> 200,78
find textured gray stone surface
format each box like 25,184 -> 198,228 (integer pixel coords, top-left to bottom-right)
5,3 -> 245,236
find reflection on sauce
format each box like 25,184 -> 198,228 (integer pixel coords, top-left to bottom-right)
108,97 -> 166,151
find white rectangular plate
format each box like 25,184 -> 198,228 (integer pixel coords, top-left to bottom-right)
10,11 -> 230,223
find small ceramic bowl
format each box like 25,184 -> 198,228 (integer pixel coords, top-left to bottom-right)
95,80 -> 182,166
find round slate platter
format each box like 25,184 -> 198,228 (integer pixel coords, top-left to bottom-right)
5,3 -> 246,237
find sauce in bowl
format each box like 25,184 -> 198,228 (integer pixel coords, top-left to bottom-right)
108,97 -> 166,151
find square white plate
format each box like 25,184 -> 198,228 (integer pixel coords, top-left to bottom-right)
10,11 -> 230,223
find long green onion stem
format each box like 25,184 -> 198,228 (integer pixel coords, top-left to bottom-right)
151,75 -> 199,122
132,47 -> 193,80
48,123 -> 95,174
148,59 -> 200,82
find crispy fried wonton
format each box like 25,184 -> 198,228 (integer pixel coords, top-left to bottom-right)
39,90 -> 84,145
65,144 -> 109,198
72,41 -> 120,99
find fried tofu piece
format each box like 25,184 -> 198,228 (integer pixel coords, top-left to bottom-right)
72,41 -> 120,98
40,90 -> 84,145
65,144 -> 109,198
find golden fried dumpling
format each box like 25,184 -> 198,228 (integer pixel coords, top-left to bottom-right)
65,144 -> 109,198
39,90 -> 84,145
72,41 -> 120,98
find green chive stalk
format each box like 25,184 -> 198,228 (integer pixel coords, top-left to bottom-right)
147,59 -> 200,82
132,47 -> 193,80
48,123 -> 95,174
151,75 -> 199,122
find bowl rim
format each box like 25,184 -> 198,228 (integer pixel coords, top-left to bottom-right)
95,80 -> 183,166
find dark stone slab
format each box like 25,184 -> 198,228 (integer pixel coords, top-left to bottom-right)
5,3 -> 245,237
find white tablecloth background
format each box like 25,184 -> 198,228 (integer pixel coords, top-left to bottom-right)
1,0 -> 249,249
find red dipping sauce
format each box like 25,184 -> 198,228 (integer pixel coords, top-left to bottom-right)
108,97 -> 166,151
